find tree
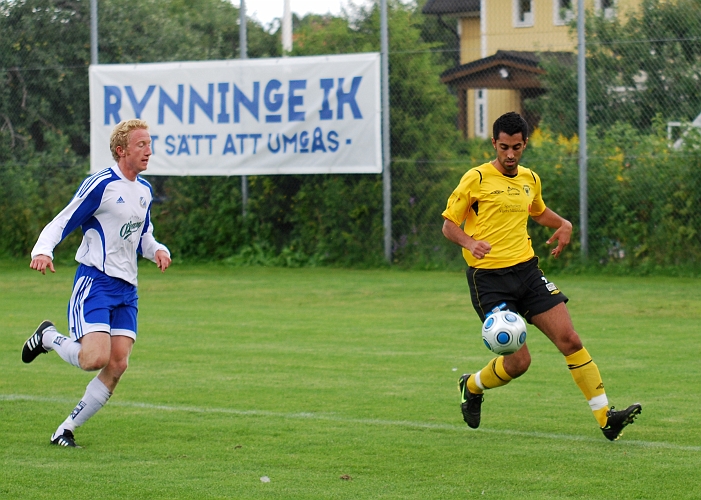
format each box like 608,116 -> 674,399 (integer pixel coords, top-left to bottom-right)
0,0 -> 279,159
529,0 -> 701,137
0,0 -> 277,258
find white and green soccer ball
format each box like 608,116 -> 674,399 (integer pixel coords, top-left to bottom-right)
481,310 -> 527,356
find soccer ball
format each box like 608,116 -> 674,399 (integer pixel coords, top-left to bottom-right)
481,310 -> 527,355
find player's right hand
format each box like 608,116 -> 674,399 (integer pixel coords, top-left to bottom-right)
30,255 -> 55,275
469,240 -> 491,259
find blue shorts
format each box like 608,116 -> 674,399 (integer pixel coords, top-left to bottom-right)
67,264 -> 139,341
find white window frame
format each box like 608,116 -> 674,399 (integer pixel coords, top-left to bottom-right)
595,0 -> 616,19
513,0 -> 534,27
553,0 -> 574,25
475,89 -> 488,139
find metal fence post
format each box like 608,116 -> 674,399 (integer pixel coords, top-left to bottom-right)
577,0 -> 588,259
240,0 -> 249,217
91,0 -> 98,65
381,0 -> 391,263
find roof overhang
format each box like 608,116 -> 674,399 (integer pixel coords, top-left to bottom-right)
422,0 -> 480,17
440,50 -> 573,89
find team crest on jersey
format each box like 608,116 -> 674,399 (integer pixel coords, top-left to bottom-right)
139,197 -> 147,208
507,186 -> 521,196
523,185 -> 531,196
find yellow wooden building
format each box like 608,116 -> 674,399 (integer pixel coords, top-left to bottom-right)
422,0 -> 641,138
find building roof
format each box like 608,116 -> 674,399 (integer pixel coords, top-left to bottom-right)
440,50 -> 574,88
422,0 -> 480,16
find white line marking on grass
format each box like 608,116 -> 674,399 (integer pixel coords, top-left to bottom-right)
3,394 -> 698,452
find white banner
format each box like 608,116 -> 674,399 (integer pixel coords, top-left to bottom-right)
89,53 -> 382,175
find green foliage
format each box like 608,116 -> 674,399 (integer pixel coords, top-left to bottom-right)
152,173 -> 387,266
266,1 -> 462,268
524,123 -> 701,273
0,0 -> 92,154
525,54 -> 578,138
4,0 -> 700,273
530,0 -> 701,136
0,0 -> 278,259
0,130 -> 87,258
588,0 -> 701,129
99,0 -> 279,64
149,2 -> 461,268
0,0 -> 279,160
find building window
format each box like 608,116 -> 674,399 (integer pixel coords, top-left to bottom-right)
596,0 -> 616,19
514,0 -> 534,27
553,0 -> 573,25
475,89 -> 488,139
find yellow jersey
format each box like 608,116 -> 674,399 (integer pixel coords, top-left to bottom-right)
442,162 -> 547,269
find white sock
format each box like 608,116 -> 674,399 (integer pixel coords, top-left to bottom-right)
43,329 -> 81,368
54,377 -> 112,436
474,371 -> 486,390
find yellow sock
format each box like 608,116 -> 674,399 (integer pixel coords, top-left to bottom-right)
467,357 -> 513,394
566,348 -> 609,427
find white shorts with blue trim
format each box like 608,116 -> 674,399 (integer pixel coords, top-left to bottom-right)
68,264 -> 139,341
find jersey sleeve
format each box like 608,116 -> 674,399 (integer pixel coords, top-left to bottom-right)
442,169 -> 480,226
529,170 -> 547,217
30,177 -> 107,259
137,204 -> 170,262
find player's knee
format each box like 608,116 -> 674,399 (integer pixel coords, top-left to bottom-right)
504,350 -> 531,378
112,358 -> 129,378
512,354 -> 531,377
80,352 -> 110,371
559,330 -> 583,355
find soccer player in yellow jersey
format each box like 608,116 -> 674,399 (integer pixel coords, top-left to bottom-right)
442,112 -> 641,441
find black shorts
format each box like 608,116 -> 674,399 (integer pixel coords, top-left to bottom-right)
466,257 -> 568,324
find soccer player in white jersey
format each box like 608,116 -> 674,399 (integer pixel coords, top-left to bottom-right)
21,119 -> 171,448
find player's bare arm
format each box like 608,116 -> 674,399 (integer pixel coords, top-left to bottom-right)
442,218 -> 492,259
30,254 -> 55,275
154,249 -> 172,272
531,208 -> 572,258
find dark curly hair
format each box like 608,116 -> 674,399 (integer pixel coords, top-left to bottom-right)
492,112 -> 529,141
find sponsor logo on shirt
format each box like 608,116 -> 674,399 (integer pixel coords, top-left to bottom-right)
120,220 -> 144,240
499,204 -> 526,213
490,190 -> 504,195
507,186 -> 521,196
116,196 -> 125,204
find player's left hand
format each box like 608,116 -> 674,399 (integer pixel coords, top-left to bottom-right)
155,250 -> 172,272
546,220 -> 572,258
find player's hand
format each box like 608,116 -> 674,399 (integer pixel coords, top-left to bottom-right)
546,220 -> 572,258
155,250 -> 172,272
30,255 -> 55,275
468,240 -> 492,259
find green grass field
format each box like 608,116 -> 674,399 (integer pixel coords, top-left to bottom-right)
1,259 -> 700,499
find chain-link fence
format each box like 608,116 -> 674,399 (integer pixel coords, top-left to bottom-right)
2,0 -> 700,272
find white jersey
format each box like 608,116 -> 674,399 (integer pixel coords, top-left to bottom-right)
31,165 -> 169,286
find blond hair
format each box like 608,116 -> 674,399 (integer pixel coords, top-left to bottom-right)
109,119 -> 149,162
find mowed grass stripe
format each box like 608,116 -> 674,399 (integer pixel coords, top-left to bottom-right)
3,393 -> 697,452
